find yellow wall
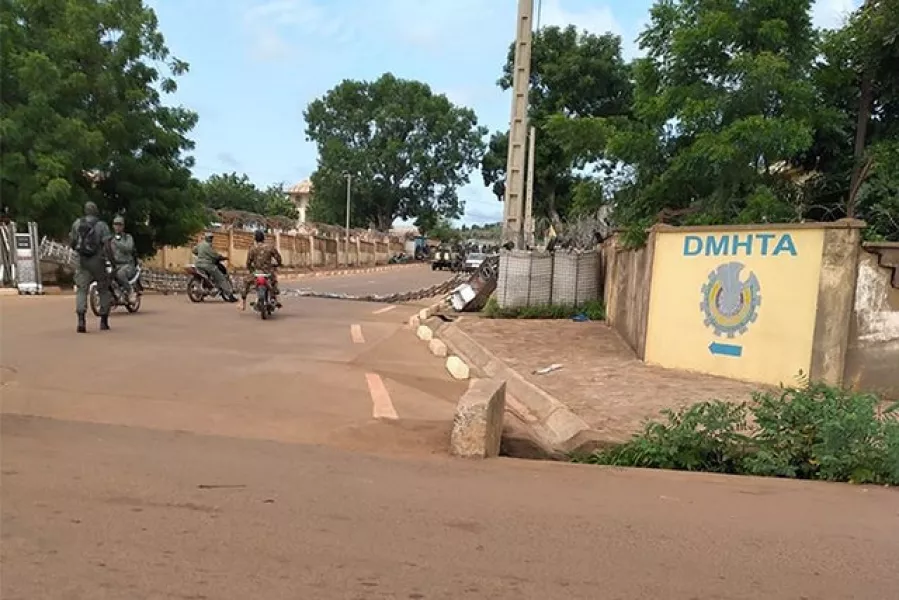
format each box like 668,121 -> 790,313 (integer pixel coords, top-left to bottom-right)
644,227 -> 825,386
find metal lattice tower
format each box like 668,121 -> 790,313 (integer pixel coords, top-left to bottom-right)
502,0 -> 534,248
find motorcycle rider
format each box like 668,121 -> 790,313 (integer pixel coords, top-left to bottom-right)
239,229 -> 282,311
109,215 -> 137,302
192,232 -> 237,302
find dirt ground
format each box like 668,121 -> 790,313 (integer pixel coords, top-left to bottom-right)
459,318 -> 763,443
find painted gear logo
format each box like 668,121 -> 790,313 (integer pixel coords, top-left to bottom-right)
700,262 -> 761,338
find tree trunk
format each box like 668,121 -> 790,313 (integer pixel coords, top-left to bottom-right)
547,190 -> 563,227
848,0 -> 877,219
848,70 -> 874,218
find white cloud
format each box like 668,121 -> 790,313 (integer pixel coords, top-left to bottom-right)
241,0 -> 356,62
538,0 -> 623,37
811,0 -> 861,30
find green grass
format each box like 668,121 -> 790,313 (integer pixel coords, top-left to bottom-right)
574,383 -> 899,486
482,296 -> 605,320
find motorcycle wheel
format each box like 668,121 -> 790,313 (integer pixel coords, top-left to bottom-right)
88,283 -> 100,317
257,287 -> 269,320
126,293 -> 141,313
187,277 -> 205,303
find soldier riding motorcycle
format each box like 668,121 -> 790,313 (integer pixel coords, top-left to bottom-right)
186,232 -> 238,302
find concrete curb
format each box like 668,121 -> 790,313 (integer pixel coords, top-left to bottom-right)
412,317 -> 603,457
450,378 -> 507,459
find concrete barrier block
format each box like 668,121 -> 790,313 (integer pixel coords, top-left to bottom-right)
428,338 -> 448,357
416,325 -> 433,341
445,355 -> 470,380
450,379 -> 507,458
408,315 -> 421,328
418,308 -> 430,321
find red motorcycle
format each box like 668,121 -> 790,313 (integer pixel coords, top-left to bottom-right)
251,272 -> 278,320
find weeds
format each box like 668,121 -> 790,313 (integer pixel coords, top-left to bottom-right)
578,383 -> 899,486
483,297 -> 606,321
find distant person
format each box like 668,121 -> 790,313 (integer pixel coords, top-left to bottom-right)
192,232 -> 237,302
239,229 -> 283,311
69,201 -> 112,333
109,215 -> 137,301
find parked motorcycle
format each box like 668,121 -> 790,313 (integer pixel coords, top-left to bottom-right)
250,272 -> 278,320
89,261 -> 143,316
185,257 -> 232,302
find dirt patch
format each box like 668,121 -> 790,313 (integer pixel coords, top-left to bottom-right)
458,318 -> 763,444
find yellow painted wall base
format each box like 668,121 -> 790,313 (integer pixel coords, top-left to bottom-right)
644,228 -> 824,386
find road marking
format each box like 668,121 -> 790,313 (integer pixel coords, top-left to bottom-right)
372,305 -> 396,315
350,324 -> 365,344
365,373 -> 398,420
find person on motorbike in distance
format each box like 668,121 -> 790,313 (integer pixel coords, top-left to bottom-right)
109,215 -> 137,302
239,229 -> 283,311
193,232 -> 237,302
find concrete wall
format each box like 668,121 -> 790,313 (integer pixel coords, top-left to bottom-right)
844,243 -> 899,399
602,236 -> 654,359
602,220 -> 893,394
145,228 -> 396,273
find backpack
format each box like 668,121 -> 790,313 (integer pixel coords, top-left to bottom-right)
74,218 -> 101,257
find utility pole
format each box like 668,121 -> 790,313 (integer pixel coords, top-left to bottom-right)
502,0 -> 534,249
343,172 -> 352,267
524,126 -> 536,248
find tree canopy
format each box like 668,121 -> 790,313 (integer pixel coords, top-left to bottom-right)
1,0 -> 206,255
541,0 -> 898,241
304,73 -> 487,231
197,172 -> 298,221
480,25 -> 633,224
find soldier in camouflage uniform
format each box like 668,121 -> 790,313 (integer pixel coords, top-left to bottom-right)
193,232 -> 237,302
240,229 -> 283,311
69,201 -> 112,333
109,215 -> 137,301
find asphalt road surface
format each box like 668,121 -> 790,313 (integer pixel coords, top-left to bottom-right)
2,267 -> 897,600
287,264 -> 458,296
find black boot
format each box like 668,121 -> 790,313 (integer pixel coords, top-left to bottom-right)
77,312 -> 87,333
99,314 -> 110,331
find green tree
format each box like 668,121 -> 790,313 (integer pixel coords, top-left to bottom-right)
800,0 -> 899,240
200,172 -> 260,213
481,26 -> 633,223
0,0 -> 205,255
304,73 -> 487,230
197,173 -> 298,220
555,0 -> 822,229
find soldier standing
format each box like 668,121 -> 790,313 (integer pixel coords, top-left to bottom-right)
69,201 -> 112,333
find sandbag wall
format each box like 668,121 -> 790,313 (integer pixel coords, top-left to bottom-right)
495,248 -> 601,309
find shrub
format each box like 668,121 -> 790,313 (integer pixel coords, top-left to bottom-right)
483,296 -> 605,320
578,383 -> 899,486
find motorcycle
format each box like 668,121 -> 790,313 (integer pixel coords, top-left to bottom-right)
89,261 -> 143,316
250,272 -> 278,320
185,257 -> 232,302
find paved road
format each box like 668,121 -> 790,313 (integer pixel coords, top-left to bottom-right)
288,263 -> 457,296
2,268 -> 898,599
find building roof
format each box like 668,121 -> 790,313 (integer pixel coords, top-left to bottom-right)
287,179 -> 313,195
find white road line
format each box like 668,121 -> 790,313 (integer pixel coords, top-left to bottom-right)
372,305 -> 397,315
365,373 -> 398,420
350,324 -> 365,344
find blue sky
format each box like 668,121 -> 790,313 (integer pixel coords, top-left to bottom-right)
147,0 -> 858,225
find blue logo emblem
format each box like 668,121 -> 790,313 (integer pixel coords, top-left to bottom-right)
700,262 -> 761,339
